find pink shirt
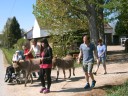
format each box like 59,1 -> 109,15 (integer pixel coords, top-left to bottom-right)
40,52 -> 52,69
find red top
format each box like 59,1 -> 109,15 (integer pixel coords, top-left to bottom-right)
24,49 -> 34,60
40,52 -> 52,69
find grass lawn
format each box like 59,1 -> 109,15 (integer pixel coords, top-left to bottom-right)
106,80 -> 128,96
1,48 -> 16,64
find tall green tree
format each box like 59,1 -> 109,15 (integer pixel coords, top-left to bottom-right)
2,16 -> 21,48
11,17 -> 22,41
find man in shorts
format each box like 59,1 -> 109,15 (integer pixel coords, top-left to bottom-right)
77,35 -> 98,89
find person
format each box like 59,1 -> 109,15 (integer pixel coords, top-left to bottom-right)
39,38 -> 53,94
77,35 -> 97,89
19,50 -> 25,60
93,39 -> 107,75
27,39 -> 41,58
12,50 -> 23,61
23,45 -> 34,60
25,39 -> 41,78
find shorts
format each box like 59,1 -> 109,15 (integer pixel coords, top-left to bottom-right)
83,61 -> 94,73
99,57 -> 106,65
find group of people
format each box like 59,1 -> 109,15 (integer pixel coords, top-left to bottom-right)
12,38 -> 53,94
77,35 -> 107,89
12,35 -> 107,94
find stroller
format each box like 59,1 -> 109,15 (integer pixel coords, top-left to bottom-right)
4,65 -> 21,84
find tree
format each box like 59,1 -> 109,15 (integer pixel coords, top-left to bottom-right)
2,16 -> 21,48
115,21 -> 128,36
11,17 -> 22,41
104,0 -> 128,35
33,0 -> 112,46
2,18 -> 12,48
49,29 -> 88,56
33,0 -> 88,33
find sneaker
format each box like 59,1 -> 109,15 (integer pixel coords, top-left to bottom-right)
40,87 -> 46,93
93,72 -> 97,75
84,83 -> 90,89
91,80 -> 96,88
43,88 -> 50,94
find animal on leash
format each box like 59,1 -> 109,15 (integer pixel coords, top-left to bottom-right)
12,58 -> 41,87
52,54 -> 75,81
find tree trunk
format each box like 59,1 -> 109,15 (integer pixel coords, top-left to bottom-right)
97,0 -> 105,43
98,9 -> 104,41
87,5 -> 99,46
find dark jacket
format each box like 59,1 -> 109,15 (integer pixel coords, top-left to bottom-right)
42,47 -> 53,64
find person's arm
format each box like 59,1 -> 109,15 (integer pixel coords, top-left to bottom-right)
77,50 -> 82,64
98,45 -> 106,57
24,46 -> 33,55
43,47 -> 53,61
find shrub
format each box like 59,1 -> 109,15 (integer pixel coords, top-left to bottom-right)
13,38 -> 29,50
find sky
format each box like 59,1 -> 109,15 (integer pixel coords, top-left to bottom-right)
0,0 -> 36,33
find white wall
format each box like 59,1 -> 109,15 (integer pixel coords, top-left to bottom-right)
33,19 -> 41,38
33,19 -> 49,38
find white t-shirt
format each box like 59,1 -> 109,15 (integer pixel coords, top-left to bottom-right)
32,45 -> 40,55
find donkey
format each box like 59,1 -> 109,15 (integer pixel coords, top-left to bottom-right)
52,54 -> 75,81
12,58 -> 41,87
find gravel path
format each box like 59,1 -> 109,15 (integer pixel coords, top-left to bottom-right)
0,46 -> 128,96
0,50 -> 8,96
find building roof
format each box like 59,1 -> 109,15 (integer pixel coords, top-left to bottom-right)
24,28 -> 33,39
104,24 -> 113,29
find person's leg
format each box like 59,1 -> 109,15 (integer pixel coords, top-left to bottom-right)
85,72 -> 89,83
88,62 -> 96,88
37,71 -> 41,80
40,68 -> 46,93
43,68 -> 51,93
102,57 -> 107,74
83,63 -> 90,89
88,62 -> 95,81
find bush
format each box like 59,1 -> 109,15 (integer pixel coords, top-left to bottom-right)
13,38 -> 29,50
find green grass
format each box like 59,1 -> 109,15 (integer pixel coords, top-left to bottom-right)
1,48 -> 16,64
106,80 -> 128,96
